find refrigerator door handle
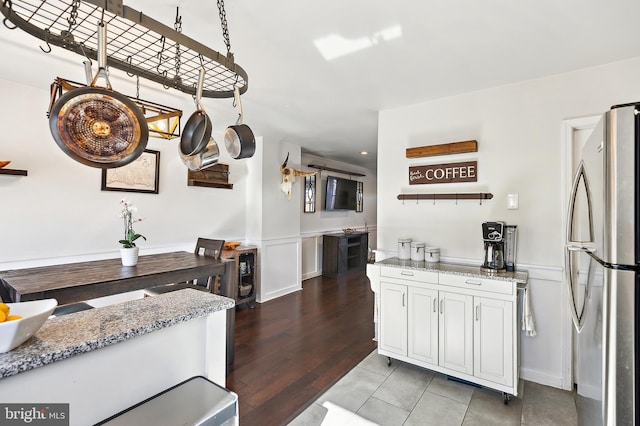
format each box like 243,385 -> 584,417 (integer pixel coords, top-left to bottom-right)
565,161 -> 596,334
566,162 -> 595,246
564,246 -> 590,333
567,244 -> 596,253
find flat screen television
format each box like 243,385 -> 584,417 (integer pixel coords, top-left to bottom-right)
325,176 -> 358,211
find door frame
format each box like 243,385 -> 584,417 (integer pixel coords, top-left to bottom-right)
560,114 -> 600,390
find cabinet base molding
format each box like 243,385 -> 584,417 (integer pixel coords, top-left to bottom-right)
379,350 -> 519,397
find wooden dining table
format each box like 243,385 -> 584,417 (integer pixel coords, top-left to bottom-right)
0,251 -> 235,304
0,251 -> 237,365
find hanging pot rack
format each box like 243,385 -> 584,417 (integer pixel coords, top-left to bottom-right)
0,0 -> 248,98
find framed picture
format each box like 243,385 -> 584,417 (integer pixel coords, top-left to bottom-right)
101,149 -> 160,194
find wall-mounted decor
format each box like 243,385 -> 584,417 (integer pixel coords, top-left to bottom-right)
187,163 -> 233,189
304,175 -> 316,213
356,181 -> 364,212
307,163 -> 366,177
101,149 -> 160,194
406,140 -> 478,158
409,161 -> 477,185
279,153 -> 317,200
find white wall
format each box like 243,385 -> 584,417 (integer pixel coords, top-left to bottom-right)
249,143 -> 305,302
376,56 -> 640,388
0,77 -> 251,269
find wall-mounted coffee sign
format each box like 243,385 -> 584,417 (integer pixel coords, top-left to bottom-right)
409,161 -> 477,185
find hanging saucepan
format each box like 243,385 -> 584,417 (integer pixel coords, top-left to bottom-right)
224,86 -> 255,159
49,22 -> 148,168
179,137 -> 220,171
179,69 -> 212,156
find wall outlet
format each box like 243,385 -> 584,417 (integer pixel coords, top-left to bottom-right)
507,193 -> 519,210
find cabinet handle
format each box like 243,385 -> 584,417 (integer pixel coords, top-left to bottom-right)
440,299 -> 443,314
466,279 -> 482,286
401,271 -> 414,276
476,305 -> 480,321
402,293 -> 405,307
433,298 -> 437,313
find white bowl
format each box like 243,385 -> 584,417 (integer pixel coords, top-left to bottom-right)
0,299 -> 58,353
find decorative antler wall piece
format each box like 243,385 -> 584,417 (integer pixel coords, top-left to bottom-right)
279,153 -> 317,200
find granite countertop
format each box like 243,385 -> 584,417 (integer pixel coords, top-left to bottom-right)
375,257 -> 528,284
0,289 -> 235,379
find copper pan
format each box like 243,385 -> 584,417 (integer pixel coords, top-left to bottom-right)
48,22 -> 148,168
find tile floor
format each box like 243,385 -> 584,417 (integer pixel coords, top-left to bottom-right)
289,350 -> 577,426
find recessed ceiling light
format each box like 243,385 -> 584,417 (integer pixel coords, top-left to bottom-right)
361,151 -> 368,155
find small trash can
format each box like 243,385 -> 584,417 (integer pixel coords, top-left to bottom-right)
96,376 -> 238,425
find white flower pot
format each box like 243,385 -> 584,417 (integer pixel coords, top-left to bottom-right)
120,246 -> 139,267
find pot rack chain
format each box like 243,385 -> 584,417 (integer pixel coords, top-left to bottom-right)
0,0 -> 248,98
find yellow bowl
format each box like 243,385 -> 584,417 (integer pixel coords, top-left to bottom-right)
223,241 -> 241,250
0,299 -> 58,353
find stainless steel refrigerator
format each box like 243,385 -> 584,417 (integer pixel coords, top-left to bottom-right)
566,102 -> 638,425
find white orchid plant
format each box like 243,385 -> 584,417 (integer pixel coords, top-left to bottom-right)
119,198 -> 146,249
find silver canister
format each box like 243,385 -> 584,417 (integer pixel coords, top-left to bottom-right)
398,238 -> 412,260
425,247 -> 440,263
410,242 -> 425,261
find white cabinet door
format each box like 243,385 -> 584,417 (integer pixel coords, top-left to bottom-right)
439,291 -> 473,375
408,286 -> 438,365
474,296 -> 513,386
379,282 -> 407,356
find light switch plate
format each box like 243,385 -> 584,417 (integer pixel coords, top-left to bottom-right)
507,193 -> 519,210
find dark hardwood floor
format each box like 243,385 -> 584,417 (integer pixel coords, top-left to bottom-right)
226,272 -> 376,426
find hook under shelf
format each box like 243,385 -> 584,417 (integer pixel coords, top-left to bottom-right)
397,192 -> 493,204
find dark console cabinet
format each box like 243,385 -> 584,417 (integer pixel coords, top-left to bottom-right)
322,232 -> 369,278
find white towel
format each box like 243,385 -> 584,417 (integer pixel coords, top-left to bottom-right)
521,283 -> 537,337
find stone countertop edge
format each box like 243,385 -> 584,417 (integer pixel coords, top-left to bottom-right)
0,289 -> 235,379
375,257 -> 529,284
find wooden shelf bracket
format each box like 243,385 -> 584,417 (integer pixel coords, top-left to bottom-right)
397,192 -> 493,205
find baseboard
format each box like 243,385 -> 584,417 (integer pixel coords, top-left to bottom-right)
302,271 -> 322,280
519,367 -> 564,389
258,285 -> 302,303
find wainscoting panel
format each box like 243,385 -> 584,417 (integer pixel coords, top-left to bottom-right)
302,236 -> 322,280
258,237 -> 302,303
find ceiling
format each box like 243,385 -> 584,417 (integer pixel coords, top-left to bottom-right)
3,0 -> 640,170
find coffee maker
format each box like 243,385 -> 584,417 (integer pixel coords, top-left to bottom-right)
482,221 -> 506,271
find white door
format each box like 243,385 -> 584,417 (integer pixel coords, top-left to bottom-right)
379,282 -> 407,356
408,286 -> 438,365
474,296 -> 513,385
439,291 -> 473,374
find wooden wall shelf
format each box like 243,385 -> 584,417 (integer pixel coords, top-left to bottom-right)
0,169 -> 28,176
187,180 -> 233,189
397,192 -> 493,202
187,164 -> 233,189
307,164 -> 365,177
406,140 -> 478,158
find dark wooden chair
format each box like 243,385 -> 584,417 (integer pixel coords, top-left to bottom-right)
190,238 -> 225,293
144,238 -> 225,296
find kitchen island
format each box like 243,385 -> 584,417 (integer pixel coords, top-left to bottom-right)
368,258 -> 528,403
0,289 -> 234,425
